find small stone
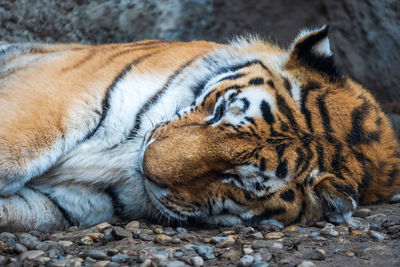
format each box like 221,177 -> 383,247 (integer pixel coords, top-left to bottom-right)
321,223 -> 339,237
0,241 -> 5,251
216,236 -> 235,248
284,225 -> 297,232
58,240 -> 73,247
103,231 -> 114,242
94,261 -> 110,267
264,232 -> 284,240
253,248 -> 272,262
87,233 -> 104,241
0,232 -> 17,242
14,243 -> 27,254
211,236 -> 227,244
111,253 -> 130,263
94,222 -> 112,230
140,259 -> 152,267
79,236 -> 93,245
107,249 -> 119,256
195,245 -> 215,260
336,225 -> 349,235
191,256 -> 204,266
154,234 -> 172,244
222,230 -> 235,236
258,220 -> 283,231
389,193 -> 400,203
346,217 -> 370,232
125,220 -> 140,229
251,240 -> 277,250
48,259 -> 70,267
350,230 -> 366,236
165,260 -> 186,267
370,230 -> 386,241
113,226 -> 132,239
309,232 -> 319,238
153,227 -> 163,234
139,233 -> 154,241
365,214 -> 387,231
20,250 -> 45,261
354,208 -> 372,218
238,255 -> 254,267
171,237 -> 181,244
87,250 -> 108,260
298,260 -> 316,267
250,232 -> 263,239
251,261 -> 269,267
177,232 -> 196,241
176,227 -> 187,233
34,256 -> 51,265
243,248 -> 254,255
309,249 -> 326,260
335,249 -> 355,257
0,256 -> 6,265
48,248 -> 62,259
314,221 -> 326,228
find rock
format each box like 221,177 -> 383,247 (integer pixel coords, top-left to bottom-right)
79,236 -> 94,246
171,237 -> 181,244
258,220 -> 283,231
335,249 -> 355,257
34,256 -> 52,265
87,233 -> 104,241
191,256 -> 204,266
238,255 -> 254,267
87,250 -> 108,260
20,250 -> 45,261
140,259 -> 153,267
251,240 -> 281,250
139,233 -> 154,241
0,232 -> 17,242
85,257 -> 98,266
251,261 -> 269,267
353,208 -> 372,218
165,260 -> 187,267
51,229 -> 97,240
17,233 -> 39,249
250,232 -> 263,239
370,230 -> 386,241
14,243 -> 27,254
154,234 -> 172,244
389,194 -> 400,203
321,223 -> 339,237
93,222 -> 112,231
336,225 -> 349,235
253,248 -> 272,262
48,248 -> 62,259
153,227 -> 163,234
195,245 -> 215,260
243,247 -> 254,255
314,221 -> 326,228
298,260 -> 316,267
365,214 -> 387,231
94,261 -> 110,267
112,226 -> 132,239
111,253 -> 130,263
58,240 -> 73,247
309,249 -> 326,260
107,249 -> 119,256
48,259 -> 71,267
211,236 -> 227,244
216,236 -> 235,248
264,232 -> 284,240
346,217 -> 370,232
176,227 -> 187,233
177,232 -> 196,241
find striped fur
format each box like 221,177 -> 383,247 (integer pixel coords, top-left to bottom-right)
0,27 -> 399,231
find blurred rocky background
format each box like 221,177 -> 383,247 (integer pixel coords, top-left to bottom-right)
0,0 -> 399,136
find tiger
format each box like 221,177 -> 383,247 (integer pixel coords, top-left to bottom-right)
0,25 -> 399,232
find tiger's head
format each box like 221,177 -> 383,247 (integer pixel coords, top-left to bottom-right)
139,26 -> 387,226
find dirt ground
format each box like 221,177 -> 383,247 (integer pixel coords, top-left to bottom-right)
0,202 -> 399,267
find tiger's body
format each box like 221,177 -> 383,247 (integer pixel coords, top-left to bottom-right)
0,26 -> 399,232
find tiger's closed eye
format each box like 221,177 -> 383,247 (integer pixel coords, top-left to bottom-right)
206,101 -> 225,124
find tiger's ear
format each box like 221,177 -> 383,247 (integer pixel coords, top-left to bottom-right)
286,25 -> 341,79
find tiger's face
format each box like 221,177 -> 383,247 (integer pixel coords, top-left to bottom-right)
139,26 -> 389,225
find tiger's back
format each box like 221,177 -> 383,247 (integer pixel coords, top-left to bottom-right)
0,26 -> 399,231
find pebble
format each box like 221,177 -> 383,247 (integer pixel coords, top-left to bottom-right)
264,232 -> 284,240
335,249 -> 355,257
309,249 -> 326,260
93,261 -> 110,267
111,253 -> 130,263
298,260 -> 316,267
154,234 -> 172,244
216,236 -> 235,248
314,221 -> 326,228
107,249 -> 119,256
171,237 -> 181,244
370,230 -> 386,241
211,236 -> 227,243
34,256 -> 52,265
191,255 -> 204,266
238,255 -> 254,266
176,232 -> 196,241
87,250 -> 108,260
139,233 -> 154,241
346,217 -> 370,232
165,260 -> 186,267
14,243 -> 27,253
389,193 -> 400,203
195,245 -> 215,260
20,250 -> 45,261
94,222 -> 112,230
253,248 -> 272,262
258,220 -> 284,231
251,240 -> 281,250
105,262 -> 119,267
153,227 -> 163,234
353,208 -> 372,218
250,232 -> 263,239
49,259 -> 73,267
243,247 -> 254,255
112,226 -> 132,239
176,227 -> 187,233
251,261 -> 269,267
0,232 -> 17,242
58,240 -> 73,247
320,223 -> 339,237
365,214 -> 387,231
48,248 -> 62,259
125,220 -> 140,229
79,236 -> 94,245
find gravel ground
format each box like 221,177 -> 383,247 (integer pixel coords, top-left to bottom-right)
0,202 -> 399,267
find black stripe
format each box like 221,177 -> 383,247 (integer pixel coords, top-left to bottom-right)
129,56 -> 201,137
260,157 -> 266,171
387,166 -> 399,186
249,77 -> 264,85
267,80 -> 275,89
283,77 -> 292,96
294,147 -> 305,173
276,160 -> 288,178
260,100 -> 275,124
280,189 -> 295,202
105,187 -> 125,219
87,53 -> 155,140
331,182 -> 358,201
291,201 -> 306,224
300,82 -> 320,132
317,92 -> 334,134
347,102 -> 373,146
218,72 -> 246,83
316,143 -> 325,172
276,94 -> 299,133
